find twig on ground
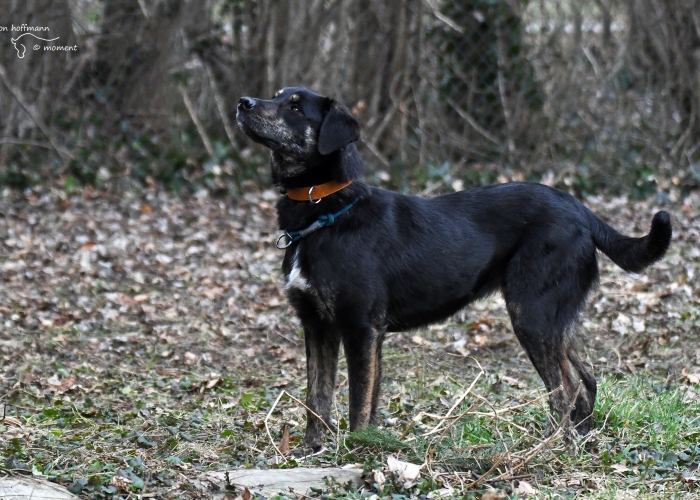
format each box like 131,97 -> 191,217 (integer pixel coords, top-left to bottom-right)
281,390 -> 337,439
264,391 -> 288,463
273,329 -> 300,346
423,366 -> 484,437
423,400 -> 480,471
470,392 -> 529,439
462,436 -> 526,492
468,387 -> 562,417
0,138 -> 55,150
487,383 -> 582,484
264,389 -> 338,461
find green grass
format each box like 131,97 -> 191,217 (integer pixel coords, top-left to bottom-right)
591,376 -> 700,480
331,374 -> 700,498
3,350 -> 698,498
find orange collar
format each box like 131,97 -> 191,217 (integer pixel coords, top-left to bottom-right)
286,180 -> 353,202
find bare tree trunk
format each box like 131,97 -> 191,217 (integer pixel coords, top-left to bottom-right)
627,0 -> 700,159
593,0 -> 613,48
89,0 -> 210,132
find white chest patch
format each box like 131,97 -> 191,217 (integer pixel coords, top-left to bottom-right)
285,248 -> 309,291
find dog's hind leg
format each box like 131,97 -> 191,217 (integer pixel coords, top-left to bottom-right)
342,325 -> 384,431
506,300 -> 597,434
301,315 -> 341,451
503,241 -> 598,434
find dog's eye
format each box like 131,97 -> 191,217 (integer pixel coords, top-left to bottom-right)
291,104 -> 302,114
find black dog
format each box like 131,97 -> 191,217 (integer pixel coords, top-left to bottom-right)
236,87 -> 672,451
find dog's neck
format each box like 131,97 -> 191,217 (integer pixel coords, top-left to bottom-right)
271,143 -> 363,190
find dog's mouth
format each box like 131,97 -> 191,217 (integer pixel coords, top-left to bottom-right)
236,115 -> 282,150
237,97 -> 296,153
245,129 -> 282,151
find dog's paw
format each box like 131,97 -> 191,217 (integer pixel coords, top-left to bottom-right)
301,440 -> 324,454
302,429 -> 327,454
290,443 -> 326,458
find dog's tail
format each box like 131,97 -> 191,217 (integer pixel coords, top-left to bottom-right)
587,209 -> 672,273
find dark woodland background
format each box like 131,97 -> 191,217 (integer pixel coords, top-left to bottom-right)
1,0 -> 699,199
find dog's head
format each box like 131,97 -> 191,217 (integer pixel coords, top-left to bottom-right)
236,87 -> 361,187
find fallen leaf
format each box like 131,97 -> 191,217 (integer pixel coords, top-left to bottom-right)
242,486 -> 252,500
612,313 -> 631,335
268,345 -> 296,362
469,317 -> 494,331
156,254 -> 173,265
271,377 -> 292,388
387,455 -> 421,486
611,462 -> 631,474
241,347 -> 258,357
500,374 -> 526,388
514,480 -> 538,497
55,376 -> 76,394
427,487 -> 455,498
278,425 -> 290,455
452,338 -> 469,356
2,416 -> 23,427
110,475 -> 132,491
481,488 -> 506,500
371,469 -> 386,491
411,335 -> 429,346
472,334 -> 488,346
79,241 -> 96,251
682,368 -> 700,384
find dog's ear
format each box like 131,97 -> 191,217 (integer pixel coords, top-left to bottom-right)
318,102 -> 360,155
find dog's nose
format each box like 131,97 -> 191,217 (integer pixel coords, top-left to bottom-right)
238,97 -> 255,110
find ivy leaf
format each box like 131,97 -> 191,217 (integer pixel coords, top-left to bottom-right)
137,435 -> 156,448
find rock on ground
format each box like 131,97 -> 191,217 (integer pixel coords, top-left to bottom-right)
0,477 -> 76,499
200,467 -> 364,498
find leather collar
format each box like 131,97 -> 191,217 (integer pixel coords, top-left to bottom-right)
286,180 -> 353,202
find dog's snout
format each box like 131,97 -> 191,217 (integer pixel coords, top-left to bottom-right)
239,97 -> 255,110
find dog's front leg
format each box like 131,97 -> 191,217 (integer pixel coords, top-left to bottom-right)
302,317 -> 341,451
343,327 -> 383,431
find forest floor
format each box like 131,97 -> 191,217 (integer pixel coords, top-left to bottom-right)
0,185 -> 699,499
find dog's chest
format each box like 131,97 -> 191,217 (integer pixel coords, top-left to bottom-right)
285,248 -> 309,291
284,247 -> 335,319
